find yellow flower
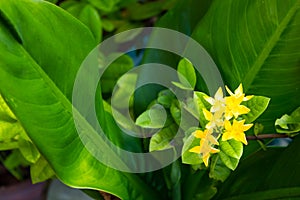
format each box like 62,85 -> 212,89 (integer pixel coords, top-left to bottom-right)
189,129 -> 219,166
224,84 -> 253,119
225,84 -> 253,101
204,87 -> 226,112
203,108 -> 225,129
225,95 -> 250,119
222,119 -> 253,145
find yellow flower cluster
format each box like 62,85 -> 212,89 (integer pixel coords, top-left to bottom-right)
189,84 -> 253,166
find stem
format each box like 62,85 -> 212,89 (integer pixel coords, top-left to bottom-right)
246,134 -> 290,140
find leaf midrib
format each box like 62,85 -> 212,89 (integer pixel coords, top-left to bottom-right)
243,1 -> 300,91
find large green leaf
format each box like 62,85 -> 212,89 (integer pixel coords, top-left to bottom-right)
193,0 -> 300,134
0,0 -> 158,199
214,136 -> 300,199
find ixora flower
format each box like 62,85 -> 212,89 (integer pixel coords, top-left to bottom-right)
225,84 -> 253,120
204,87 -> 225,112
189,129 -> 219,166
203,108 -> 225,129
222,119 -> 253,145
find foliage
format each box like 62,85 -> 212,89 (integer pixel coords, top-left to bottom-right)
0,0 -> 299,200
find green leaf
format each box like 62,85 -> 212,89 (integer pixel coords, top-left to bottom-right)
194,91 -> 211,128
110,72 -> 137,109
157,89 -> 176,108
0,1 -> 159,199
136,104 -> 168,129
3,150 -> 30,180
30,156 -> 55,184
172,81 -> 194,90
177,58 -> 197,89
219,140 -> 243,170
242,96 -> 270,123
209,155 -> 231,182
275,106 -> 300,134
170,100 -> 181,126
114,23 -> 143,43
102,19 -> 115,32
87,0 -> 119,12
253,123 -> 264,136
215,136 -> 300,199
126,1 -> 167,21
149,123 -> 178,152
18,136 -> 40,163
101,54 -> 133,94
182,133 -> 203,165
193,0 -> 300,134
79,4 -> 102,43
0,120 -> 20,142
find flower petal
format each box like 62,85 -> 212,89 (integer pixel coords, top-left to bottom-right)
189,146 -> 201,154
202,154 -> 210,167
225,85 -> 234,96
203,108 -> 212,121
193,130 -> 206,138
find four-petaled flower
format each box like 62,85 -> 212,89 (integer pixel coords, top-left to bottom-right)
222,119 -> 253,145
189,129 -> 219,166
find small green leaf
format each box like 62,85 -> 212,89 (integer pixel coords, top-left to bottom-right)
242,96 -> 270,123
170,100 -> 181,126
172,81 -> 194,90
209,155 -> 231,182
177,58 -> 197,89
182,97 -> 199,121
114,23 -> 143,43
219,140 -> 243,170
275,106 -> 300,134
182,133 -> 203,165
87,0 -> 118,12
79,5 -> 102,43
219,151 -> 239,171
110,72 -> 137,109
149,123 -> 178,152
0,121 -> 21,142
102,19 -> 115,32
64,2 -> 87,18
0,142 -> 18,151
18,137 -> 40,163
136,105 -> 167,128
194,92 -> 211,127
101,55 -> 133,93
157,89 -> 175,108
254,123 -> 264,136
59,0 -> 81,11
30,156 -> 55,184
127,1 -> 166,20
3,150 -> 30,180
220,139 -> 243,159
